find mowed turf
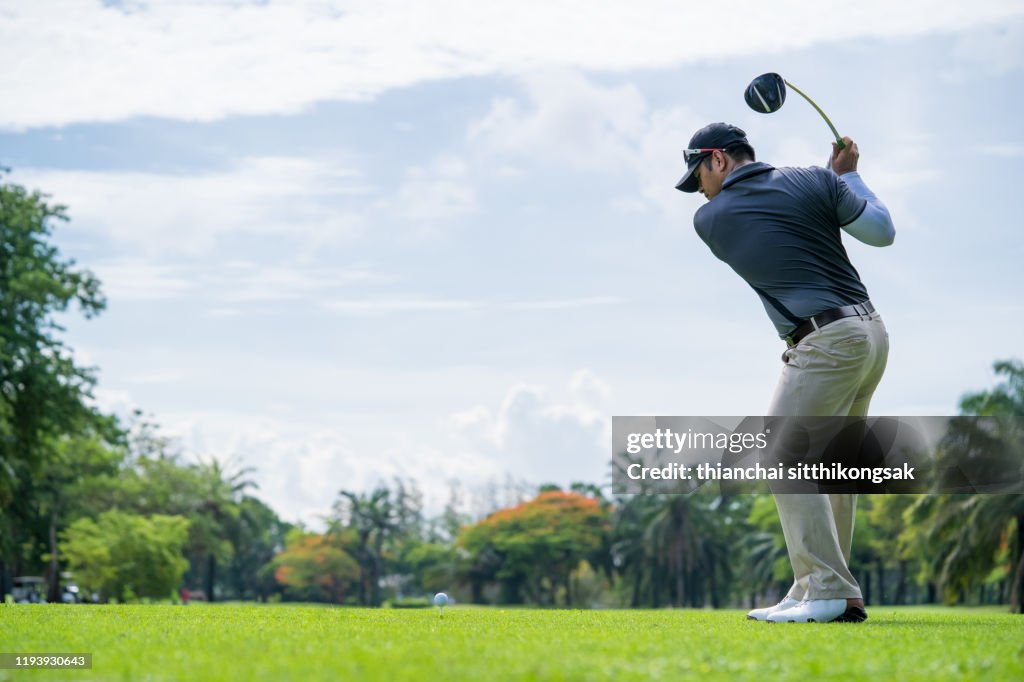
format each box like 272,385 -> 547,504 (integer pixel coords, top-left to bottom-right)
2,604 -> 1024,681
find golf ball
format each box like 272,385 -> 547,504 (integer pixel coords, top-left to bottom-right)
433,592 -> 449,607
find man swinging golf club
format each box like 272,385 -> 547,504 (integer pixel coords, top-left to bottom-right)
676,122 -> 894,623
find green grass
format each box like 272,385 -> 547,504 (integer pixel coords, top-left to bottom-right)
2,604 -> 1023,681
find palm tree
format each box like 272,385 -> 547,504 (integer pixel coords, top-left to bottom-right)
644,494 -> 701,607
610,494 -> 658,607
909,359 -> 1024,612
192,457 -> 257,602
336,487 -> 399,606
613,489 -> 751,608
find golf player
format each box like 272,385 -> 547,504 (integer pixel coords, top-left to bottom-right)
676,123 -> 894,624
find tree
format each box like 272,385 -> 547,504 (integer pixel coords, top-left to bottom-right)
60,510 -> 190,602
949,360 -> 1024,612
610,488 -> 753,609
866,495 -> 919,604
433,479 -> 471,544
0,171 -> 106,598
35,428 -> 125,601
190,457 -> 258,602
269,529 -> 359,603
908,359 -> 1024,612
224,496 -> 293,601
610,493 -> 659,608
69,423 -> 275,604
960,360 -> 1024,417
459,490 -> 610,605
333,487 -> 400,606
0,172 -> 105,498
401,541 -> 458,595
742,495 -> 788,606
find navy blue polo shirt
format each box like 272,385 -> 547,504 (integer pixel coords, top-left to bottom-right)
693,162 -> 870,338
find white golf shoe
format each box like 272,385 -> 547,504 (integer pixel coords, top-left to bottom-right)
746,596 -> 801,621
767,598 -> 867,623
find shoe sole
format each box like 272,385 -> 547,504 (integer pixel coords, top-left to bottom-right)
769,607 -> 868,624
832,606 -> 868,623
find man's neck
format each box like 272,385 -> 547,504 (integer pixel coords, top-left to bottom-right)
724,159 -> 755,179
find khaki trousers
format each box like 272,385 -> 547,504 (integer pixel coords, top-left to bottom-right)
767,309 -> 889,600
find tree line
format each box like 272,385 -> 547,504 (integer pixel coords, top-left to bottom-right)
2,172 -> 1022,612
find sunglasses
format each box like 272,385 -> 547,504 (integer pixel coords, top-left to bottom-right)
683,147 -> 725,163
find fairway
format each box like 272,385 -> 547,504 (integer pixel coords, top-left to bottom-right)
3,604 -> 1023,681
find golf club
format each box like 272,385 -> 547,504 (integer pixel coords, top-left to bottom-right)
745,73 -> 845,150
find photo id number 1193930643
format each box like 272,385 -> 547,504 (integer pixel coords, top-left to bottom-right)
0,653 -> 92,669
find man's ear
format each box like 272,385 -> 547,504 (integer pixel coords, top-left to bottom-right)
713,150 -> 728,172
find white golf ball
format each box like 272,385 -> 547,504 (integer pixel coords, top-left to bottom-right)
433,592 -> 449,607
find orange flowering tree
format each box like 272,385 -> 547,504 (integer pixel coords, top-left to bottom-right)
269,529 -> 359,604
458,490 -> 610,605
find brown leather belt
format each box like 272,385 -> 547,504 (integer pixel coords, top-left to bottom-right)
785,300 -> 875,348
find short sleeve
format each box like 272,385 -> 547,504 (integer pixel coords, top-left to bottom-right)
833,173 -> 868,227
693,205 -> 722,260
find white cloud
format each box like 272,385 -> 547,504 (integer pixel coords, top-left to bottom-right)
123,369 -> 188,385
385,155 -> 478,236
449,373 -> 610,487
974,143 -> 1024,158
88,387 -> 138,420
323,298 -> 479,314
469,70 -> 648,172
507,296 -> 624,310
13,157 -> 368,255
765,135 -> 830,170
320,296 -> 623,316
468,69 -> 705,219
85,257 -> 387,305
152,410 -> 370,527
55,247 -> 628,310
214,261 -> 385,303
90,259 -> 194,301
2,1 -> 1022,129
948,18 -> 1024,79
855,137 -> 942,233
153,406 -> 518,527
569,369 -> 613,408
632,105 -> 709,219
14,153 -> 481,259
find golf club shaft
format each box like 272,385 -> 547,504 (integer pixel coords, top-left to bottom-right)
783,80 -> 845,150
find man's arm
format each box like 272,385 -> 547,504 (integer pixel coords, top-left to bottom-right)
829,137 -> 895,247
837,172 -> 894,246
694,205 -> 725,260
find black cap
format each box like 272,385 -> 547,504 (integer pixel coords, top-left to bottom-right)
675,123 -> 750,193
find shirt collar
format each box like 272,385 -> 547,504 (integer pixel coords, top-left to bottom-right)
722,161 -> 775,190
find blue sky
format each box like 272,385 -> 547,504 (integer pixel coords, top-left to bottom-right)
2,1 -> 1022,525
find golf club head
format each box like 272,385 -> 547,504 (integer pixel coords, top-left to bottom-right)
745,73 -> 786,114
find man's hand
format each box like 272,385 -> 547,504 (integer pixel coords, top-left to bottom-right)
829,136 -> 859,175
